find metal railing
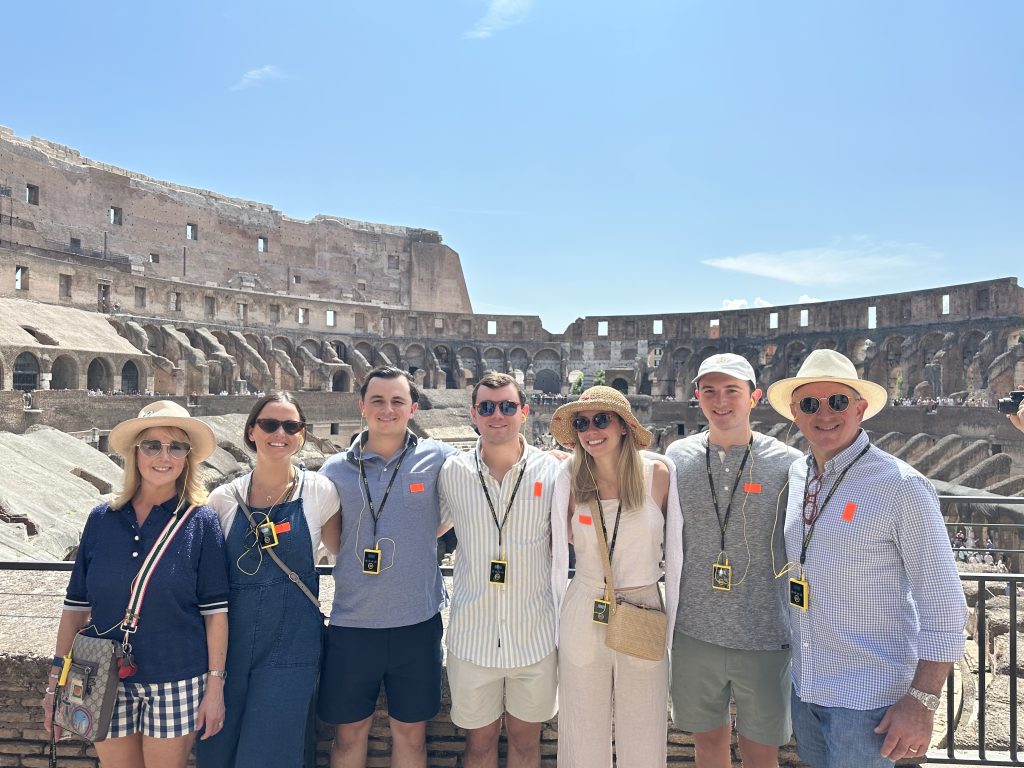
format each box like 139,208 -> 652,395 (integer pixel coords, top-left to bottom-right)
1,497 -> 1021,766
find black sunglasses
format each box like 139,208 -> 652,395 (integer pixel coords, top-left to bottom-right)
571,412 -> 616,432
254,418 -> 306,435
475,400 -> 520,417
797,394 -> 858,415
137,439 -> 191,459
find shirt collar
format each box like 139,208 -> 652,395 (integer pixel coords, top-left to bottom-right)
347,429 -> 418,464
807,429 -> 870,475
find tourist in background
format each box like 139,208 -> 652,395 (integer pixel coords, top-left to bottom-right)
666,354 -> 801,768
549,386 -> 682,768
766,350 -> 966,768
196,392 -> 340,768
43,401 -> 229,768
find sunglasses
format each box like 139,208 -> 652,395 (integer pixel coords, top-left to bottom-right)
571,412 -> 617,432
136,440 -> 191,459
254,418 -> 306,435
796,394 -> 859,415
475,400 -> 520,417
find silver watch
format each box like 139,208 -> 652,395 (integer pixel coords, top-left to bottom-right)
208,669 -> 227,681
907,686 -> 939,711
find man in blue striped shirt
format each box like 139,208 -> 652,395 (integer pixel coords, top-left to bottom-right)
438,371 -> 560,768
766,350 -> 966,768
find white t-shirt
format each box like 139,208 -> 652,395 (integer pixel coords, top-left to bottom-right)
207,470 -> 340,552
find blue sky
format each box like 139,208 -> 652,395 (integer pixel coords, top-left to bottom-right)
3,1 -> 1021,332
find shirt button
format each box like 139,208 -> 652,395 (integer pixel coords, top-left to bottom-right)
134,535 -> 140,541
132,552 -> 139,558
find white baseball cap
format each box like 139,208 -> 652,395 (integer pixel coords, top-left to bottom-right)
692,353 -> 756,387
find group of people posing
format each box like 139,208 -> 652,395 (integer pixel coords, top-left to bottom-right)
43,351 -> 969,768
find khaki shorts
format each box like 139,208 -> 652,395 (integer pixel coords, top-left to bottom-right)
670,632 -> 792,746
447,651 -> 558,729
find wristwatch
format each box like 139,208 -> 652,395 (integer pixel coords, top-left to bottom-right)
907,686 -> 940,711
208,669 -> 227,681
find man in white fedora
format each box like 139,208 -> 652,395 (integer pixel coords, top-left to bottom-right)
667,353 -> 801,768
766,349 -> 966,768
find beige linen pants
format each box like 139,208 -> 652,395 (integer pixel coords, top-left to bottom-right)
557,577 -> 669,768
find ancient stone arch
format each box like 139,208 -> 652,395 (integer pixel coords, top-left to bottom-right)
332,370 -> 351,392
13,351 -> 39,391
534,368 -> 560,394
86,357 -> 115,392
355,341 -> 374,364
50,355 -> 79,391
782,341 -> 808,377
610,377 -> 629,394
121,361 -> 141,394
509,347 -> 529,375
482,347 -> 505,374
331,340 -> 347,361
404,344 -> 426,374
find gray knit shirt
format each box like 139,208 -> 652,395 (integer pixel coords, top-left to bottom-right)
666,431 -> 801,651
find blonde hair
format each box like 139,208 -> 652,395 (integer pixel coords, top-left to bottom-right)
569,416 -> 646,513
112,426 -> 208,511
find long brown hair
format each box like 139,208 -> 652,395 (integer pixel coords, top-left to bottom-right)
569,414 -> 646,512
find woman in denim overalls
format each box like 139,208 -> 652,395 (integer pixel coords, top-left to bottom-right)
197,392 -> 340,768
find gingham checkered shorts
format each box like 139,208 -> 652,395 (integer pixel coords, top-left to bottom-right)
107,674 -> 205,739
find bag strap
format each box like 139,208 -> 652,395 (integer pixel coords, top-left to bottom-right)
233,485 -> 321,611
590,500 -> 617,606
120,504 -> 197,638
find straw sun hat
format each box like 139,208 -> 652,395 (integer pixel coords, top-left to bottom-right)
765,349 -> 888,421
108,400 -> 217,461
550,386 -> 652,450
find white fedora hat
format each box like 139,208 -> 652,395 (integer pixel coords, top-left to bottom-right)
766,349 -> 888,421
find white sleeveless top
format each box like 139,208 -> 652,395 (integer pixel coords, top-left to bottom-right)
570,460 -> 664,587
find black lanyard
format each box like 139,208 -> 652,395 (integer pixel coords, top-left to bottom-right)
594,494 -> 623,565
359,443 -> 412,536
475,452 -> 527,551
798,444 -> 870,565
705,436 -> 752,552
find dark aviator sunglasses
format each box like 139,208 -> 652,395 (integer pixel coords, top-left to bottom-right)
475,400 -> 520,417
796,393 -> 859,415
571,412 -> 616,432
254,418 -> 306,435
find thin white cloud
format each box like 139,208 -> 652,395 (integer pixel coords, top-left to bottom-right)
720,296 -> 774,310
230,65 -> 285,91
701,237 -> 940,287
799,294 -> 823,304
465,0 -> 534,39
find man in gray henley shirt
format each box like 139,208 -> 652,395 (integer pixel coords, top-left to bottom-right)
666,353 -> 801,768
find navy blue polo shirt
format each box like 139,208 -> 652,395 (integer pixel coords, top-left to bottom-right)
64,499 -> 229,684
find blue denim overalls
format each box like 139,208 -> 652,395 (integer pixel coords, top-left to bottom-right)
196,472 -> 321,768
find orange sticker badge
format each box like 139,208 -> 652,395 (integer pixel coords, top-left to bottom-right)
842,502 -> 857,522
534,482 -> 543,497
409,483 -> 425,493
744,483 -> 762,494
273,521 -> 292,535
578,514 -> 593,526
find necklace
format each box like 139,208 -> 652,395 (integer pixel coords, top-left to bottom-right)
247,469 -> 297,509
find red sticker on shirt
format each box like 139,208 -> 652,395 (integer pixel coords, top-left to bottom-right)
578,514 -> 593,525
533,482 -> 543,496
842,502 -> 857,522
409,483 -> 425,493
273,521 -> 292,534
744,483 -> 762,494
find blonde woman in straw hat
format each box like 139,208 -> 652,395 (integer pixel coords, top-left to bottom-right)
548,386 -> 683,768
43,401 -> 230,767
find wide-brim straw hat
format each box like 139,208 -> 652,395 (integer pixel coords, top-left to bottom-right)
108,400 -> 217,461
765,349 -> 888,421
550,386 -> 652,450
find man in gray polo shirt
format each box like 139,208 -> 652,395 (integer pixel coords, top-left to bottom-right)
318,366 -> 458,768
666,353 -> 801,768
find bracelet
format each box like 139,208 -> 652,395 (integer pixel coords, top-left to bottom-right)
44,688 -> 55,696
52,655 -> 64,668
48,673 -> 60,679
207,669 -> 227,680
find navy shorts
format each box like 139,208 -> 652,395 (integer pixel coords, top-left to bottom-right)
317,613 -> 443,725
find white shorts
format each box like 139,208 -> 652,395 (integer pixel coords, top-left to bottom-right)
447,651 -> 558,729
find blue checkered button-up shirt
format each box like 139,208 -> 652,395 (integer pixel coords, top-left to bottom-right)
784,430 -> 967,710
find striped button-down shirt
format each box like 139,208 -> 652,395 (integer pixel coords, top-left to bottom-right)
784,430 -> 967,710
440,438 -> 560,668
